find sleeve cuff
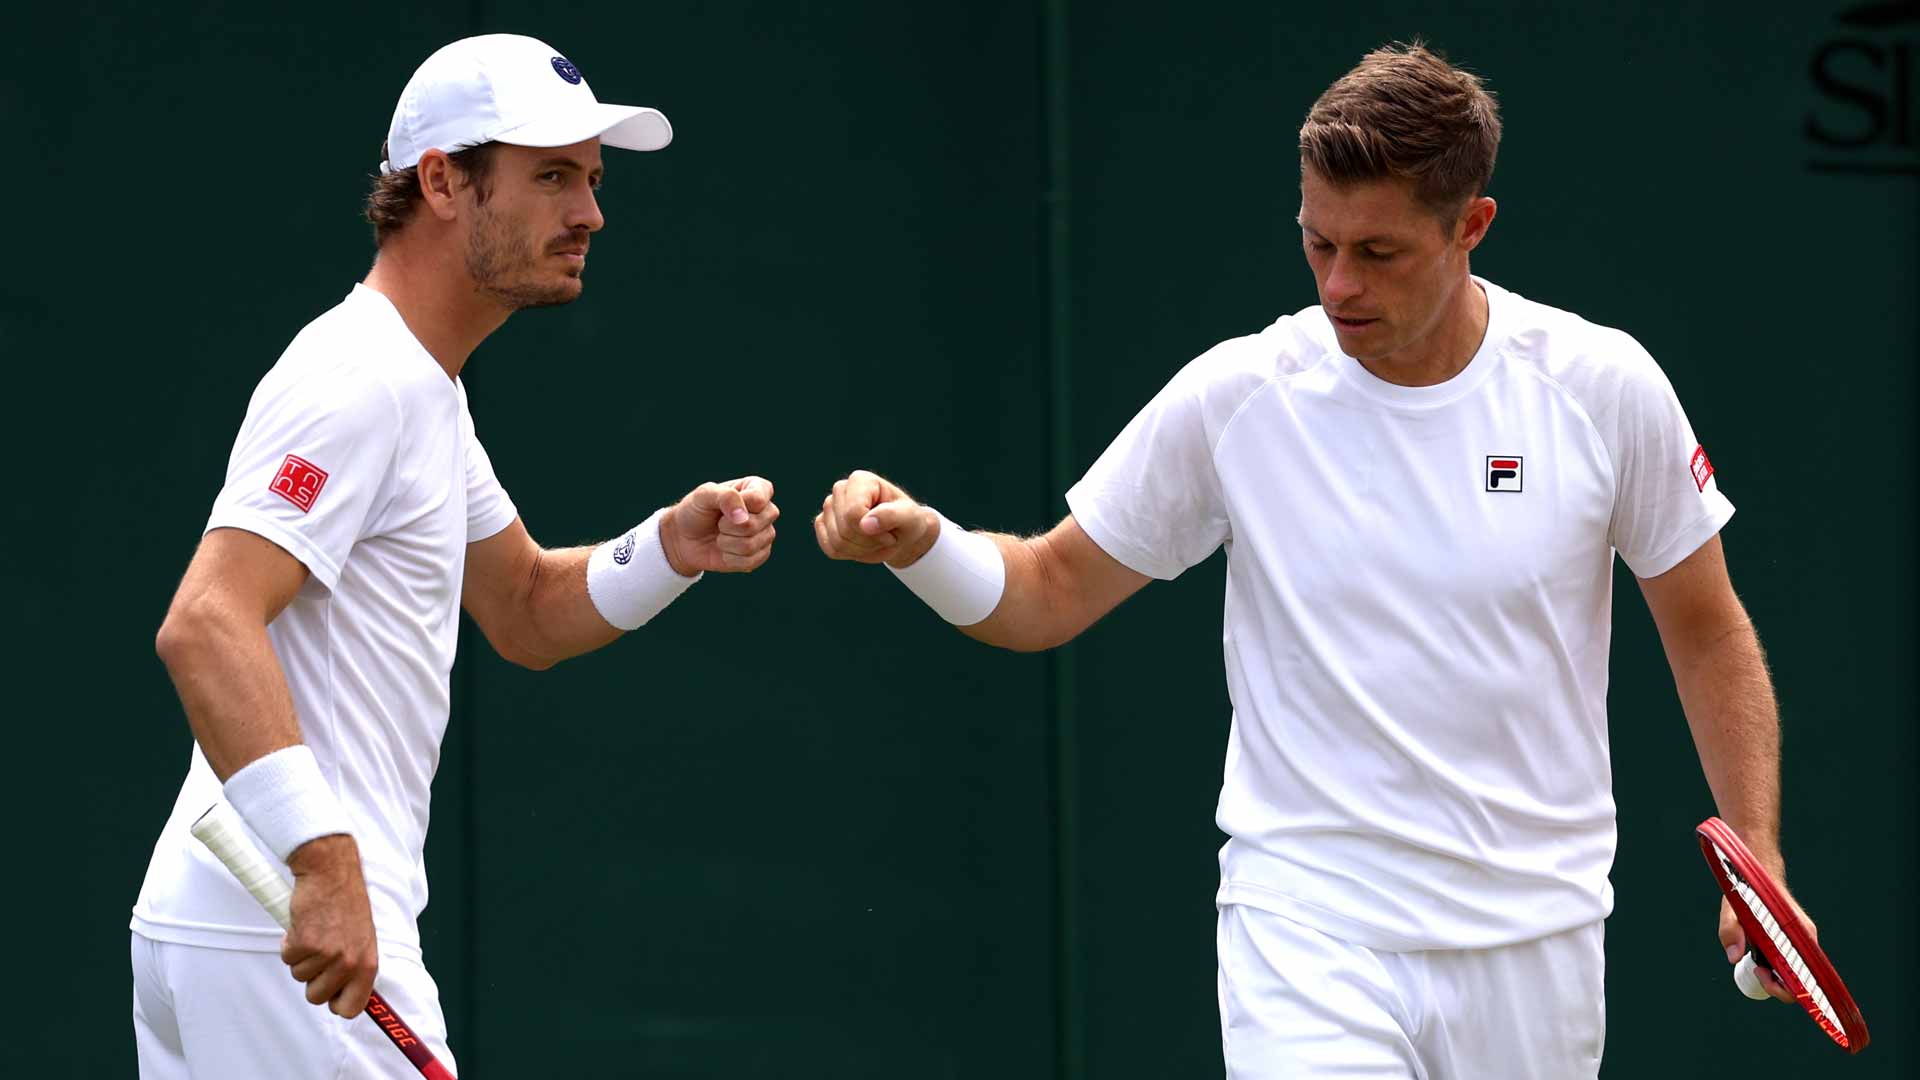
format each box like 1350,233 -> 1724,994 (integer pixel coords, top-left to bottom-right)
1064,484 -> 1183,581
1623,496 -> 1736,579
203,510 -> 343,591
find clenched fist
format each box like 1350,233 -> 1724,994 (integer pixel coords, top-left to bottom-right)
282,834 -> 379,1018
813,469 -> 939,568
661,476 -> 780,575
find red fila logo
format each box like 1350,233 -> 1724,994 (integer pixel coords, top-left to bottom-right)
1690,445 -> 1714,491
1485,455 -> 1523,492
270,454 -> 329,513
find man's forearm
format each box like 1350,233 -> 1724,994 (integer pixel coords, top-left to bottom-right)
511,545 -> 625,668
958,532 -> 1085,653
1668,618 -> 1783,863
818,477 -> 1148,651
952,519 -> 1149,653
156,606 -> 306,780
514,525 -> 704,666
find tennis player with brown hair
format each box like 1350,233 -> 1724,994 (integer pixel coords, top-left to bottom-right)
816,42 -> 1806,1076
133,34 -> 779,1077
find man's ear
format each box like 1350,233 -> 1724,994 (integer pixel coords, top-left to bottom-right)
1456,195 -> 1497,253
417,150 -> 461,223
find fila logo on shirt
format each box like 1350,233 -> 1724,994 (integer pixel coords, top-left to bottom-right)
270,454 -> 329,513
1485,455 -> 1524,493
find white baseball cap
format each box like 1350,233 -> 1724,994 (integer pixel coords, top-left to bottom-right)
380,34 -> 672,173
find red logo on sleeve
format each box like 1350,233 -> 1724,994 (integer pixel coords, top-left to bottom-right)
270,454 -> 329,513
1690,445 -> 1714,491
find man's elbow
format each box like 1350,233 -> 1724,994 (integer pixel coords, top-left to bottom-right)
1000,638 -> 1060,655
153,620 -> 180,670
1021,627 -> 1086,653
481,628 -> 561,672
963,614 -> 1078,654
155,602 -> 217,674
506,650 -> 559,672
994,536 -> 1094,653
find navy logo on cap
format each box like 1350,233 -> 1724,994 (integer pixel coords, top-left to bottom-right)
551,56 -> 582,84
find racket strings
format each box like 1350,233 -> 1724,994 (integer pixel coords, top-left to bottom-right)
1714,846 -> 1845,1037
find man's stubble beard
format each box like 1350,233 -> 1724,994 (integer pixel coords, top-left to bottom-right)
465,205 -> 582,311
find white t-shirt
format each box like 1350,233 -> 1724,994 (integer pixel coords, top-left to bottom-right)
132,284 -> 519,960
1066,278 -> 1733,951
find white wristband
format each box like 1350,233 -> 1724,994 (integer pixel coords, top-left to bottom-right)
587,508 -> 701,631
221,745 -> 353,862
886,510 -> 1007,626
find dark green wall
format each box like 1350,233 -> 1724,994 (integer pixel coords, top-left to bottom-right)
5,2 -> 1911,1076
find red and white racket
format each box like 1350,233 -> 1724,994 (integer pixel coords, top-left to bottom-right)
191,803 -> 458,1079
1695,816 -> 1869,1054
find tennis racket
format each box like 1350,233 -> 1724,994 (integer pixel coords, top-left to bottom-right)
1695,816 -> 1869,1054
191,803 -> 458,1079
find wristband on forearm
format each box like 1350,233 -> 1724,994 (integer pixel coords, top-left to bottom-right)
222,744 -> 353,862
587,508 -> 701,631
885,510 -> 1007,626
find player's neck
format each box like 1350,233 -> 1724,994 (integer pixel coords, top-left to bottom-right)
362,246 -> 511,380
1358,277 -> 1489,388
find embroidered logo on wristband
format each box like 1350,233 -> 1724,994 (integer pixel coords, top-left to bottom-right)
587,510 -> 701,631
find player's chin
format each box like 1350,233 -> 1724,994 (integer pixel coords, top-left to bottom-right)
1344,331 -> 1403,362
540,275 -> 586,304
500,278 -> 586,311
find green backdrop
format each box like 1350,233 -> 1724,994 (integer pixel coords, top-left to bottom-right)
4,1 -> 1911,1076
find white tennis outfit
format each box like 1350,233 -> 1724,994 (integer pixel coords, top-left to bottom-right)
131,932 -> 458,1079
131,284 -> 523,1078
1067,278 -> 1732,1077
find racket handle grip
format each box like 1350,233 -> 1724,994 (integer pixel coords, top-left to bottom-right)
190,802 -> 295,930
1734,953 -> 1770,1000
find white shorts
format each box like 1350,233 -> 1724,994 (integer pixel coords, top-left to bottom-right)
1216,904 -> 1605,1079
131,931 -> 460,1079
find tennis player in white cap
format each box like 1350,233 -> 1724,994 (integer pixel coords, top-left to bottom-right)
131,34 -> 779,1077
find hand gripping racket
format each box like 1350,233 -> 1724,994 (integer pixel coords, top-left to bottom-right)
191,803 -> 458,1079
1696,816 -> 1869,1054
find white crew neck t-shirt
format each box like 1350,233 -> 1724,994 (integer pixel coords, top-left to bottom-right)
132,284 -> 518,960
1066,278 -> 1733,951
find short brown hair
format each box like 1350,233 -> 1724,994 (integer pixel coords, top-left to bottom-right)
1299,41 -> 1501,221
363,141 -> 501,245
